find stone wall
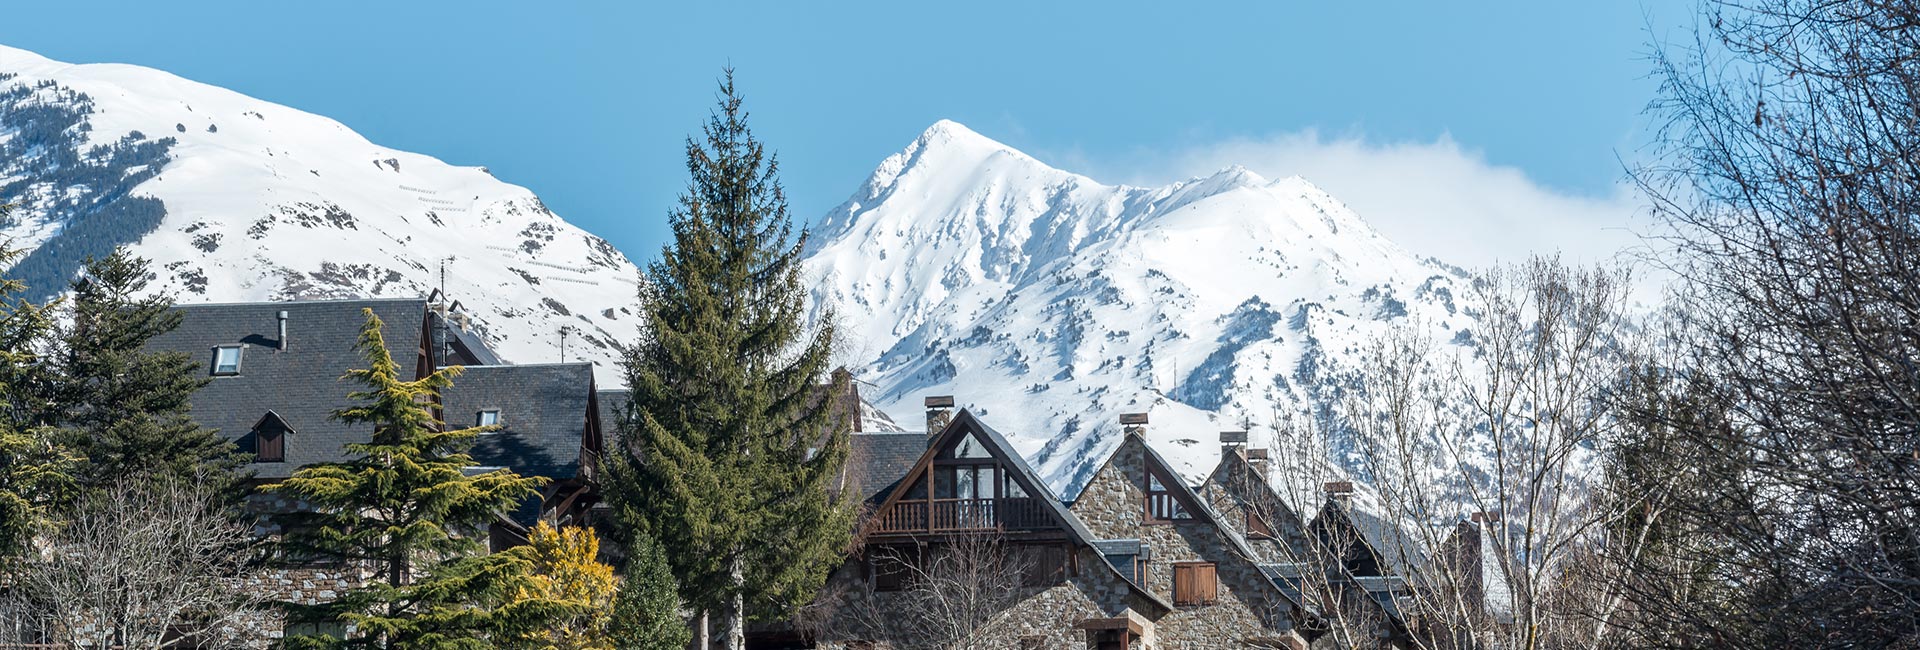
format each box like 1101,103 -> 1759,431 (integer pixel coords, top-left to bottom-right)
1070,435 -> 1309,649
807,544 -> 1145,649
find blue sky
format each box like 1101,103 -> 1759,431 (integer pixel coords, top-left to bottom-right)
2,1 -> 1686,266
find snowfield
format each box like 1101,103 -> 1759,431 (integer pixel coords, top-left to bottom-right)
0,43 -> 1496,498
0,44 -> 643,382
805,121 -> 1488,495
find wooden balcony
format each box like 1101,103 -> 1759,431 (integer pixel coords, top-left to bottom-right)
873,497 -> 1053,534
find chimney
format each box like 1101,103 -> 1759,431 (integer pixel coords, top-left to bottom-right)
1245,448 -> 1269,463
1471,511 -> 1500,524
1119,412 -> 1149,437
1220,430 -> 1248,459
276,310 -> 289,351
1324,480 -> 1355,506
924,395 -> 955,445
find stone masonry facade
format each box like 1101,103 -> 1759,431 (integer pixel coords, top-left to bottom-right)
1069,434 -> 1309,649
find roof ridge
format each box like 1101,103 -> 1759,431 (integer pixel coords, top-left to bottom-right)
173,296 -> 427,308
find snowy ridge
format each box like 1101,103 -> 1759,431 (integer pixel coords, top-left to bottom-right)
806,121 -> 1483,495
0,45 -> 641,380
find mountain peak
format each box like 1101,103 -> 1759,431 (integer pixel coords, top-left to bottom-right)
905,119 -> 1042,168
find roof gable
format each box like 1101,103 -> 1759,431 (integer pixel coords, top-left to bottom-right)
858,409 -> 1173,615
1077,433 -> 1316,618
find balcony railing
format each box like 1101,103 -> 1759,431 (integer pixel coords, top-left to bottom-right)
873,497 -> 1052,533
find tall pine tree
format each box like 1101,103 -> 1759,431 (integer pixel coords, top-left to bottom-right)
601,70 -> 854,649
266,308 -> 556,649
0,239 -> 74,561
58,248 -> 246,493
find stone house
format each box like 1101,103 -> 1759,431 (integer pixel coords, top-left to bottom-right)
802,402 -> 1173,650
1198,436 -> 1411,648
1065,416 -> 1320,649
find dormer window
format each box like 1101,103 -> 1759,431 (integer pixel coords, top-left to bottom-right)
476,410 -> 501,428
211,345 -> 243,375
250,411 -> 291,463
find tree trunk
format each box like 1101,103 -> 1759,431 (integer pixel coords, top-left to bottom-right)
699,610 -> 710,650
728,559 -> 746,650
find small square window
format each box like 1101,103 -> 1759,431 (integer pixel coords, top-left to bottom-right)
476,410 -> 501,428
211,345 -> 243,375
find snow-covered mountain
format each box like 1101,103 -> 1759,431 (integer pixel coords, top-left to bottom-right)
806,121 -> 1485,494
0,45 -> 640,379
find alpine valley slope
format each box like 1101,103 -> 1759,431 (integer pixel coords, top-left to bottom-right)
0,44 -> 640,379
806,121 -> 1487,494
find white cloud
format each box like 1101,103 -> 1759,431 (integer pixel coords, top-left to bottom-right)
1104,131 -> 1648,272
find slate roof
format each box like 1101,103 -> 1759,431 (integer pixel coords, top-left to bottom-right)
441,363 -> 596,481
595,389 -> 629,439
1325,498 -> 1430,578
844,432 -> 925,502
144,297 -> 432,479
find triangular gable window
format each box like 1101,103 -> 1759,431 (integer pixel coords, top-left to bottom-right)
1145,460 -> 1194,522
942,431 -> 994,459
1247,510 -> 1277,539
870,417 -> 1056,534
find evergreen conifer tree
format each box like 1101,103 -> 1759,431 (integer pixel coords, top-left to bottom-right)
266,308 -> 552,649
0,240 -> 74,561
58,248 -> 245,493
608,533 -> 691,650
600,70 -> 854,648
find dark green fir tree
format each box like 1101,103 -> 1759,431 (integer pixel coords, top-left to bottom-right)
0,238 -> 74,561
266,308 -> 554,649
600,70 -> 855,648
608,533 -> 692,650
58,248 -> 246,493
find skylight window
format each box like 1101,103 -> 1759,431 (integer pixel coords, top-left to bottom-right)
476,410 -> 501,429
212,345 -> 243,375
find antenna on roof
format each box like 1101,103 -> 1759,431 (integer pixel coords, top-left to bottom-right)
438,256 -> 456,299
558,326 -> 572,363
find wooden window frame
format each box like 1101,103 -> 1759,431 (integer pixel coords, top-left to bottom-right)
1144,465 -> 1194,523
1172,561 -> 1218,607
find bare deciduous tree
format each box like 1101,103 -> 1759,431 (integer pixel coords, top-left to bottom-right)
1287,258 -> 1643,650
818,532 -> 1077,650
3,477 -> 265,649
1624,0 -> 1920,646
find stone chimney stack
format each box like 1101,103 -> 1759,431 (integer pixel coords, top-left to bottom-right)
924,396 -> 955,445
1220,430 -> 1248,459
276,310 -> 289,351
1120,412 -> 1149,437
1324,480 -> 1355,506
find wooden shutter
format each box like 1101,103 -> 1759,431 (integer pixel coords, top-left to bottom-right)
1173,562 -> 1218,606
256,429 -> 284,462
1247,510 -> 1276,539
1173,564 -> 1194,605
1195,563 -> 1218,604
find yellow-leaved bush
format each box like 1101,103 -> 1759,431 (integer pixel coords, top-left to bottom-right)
508,521 -> 618,650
